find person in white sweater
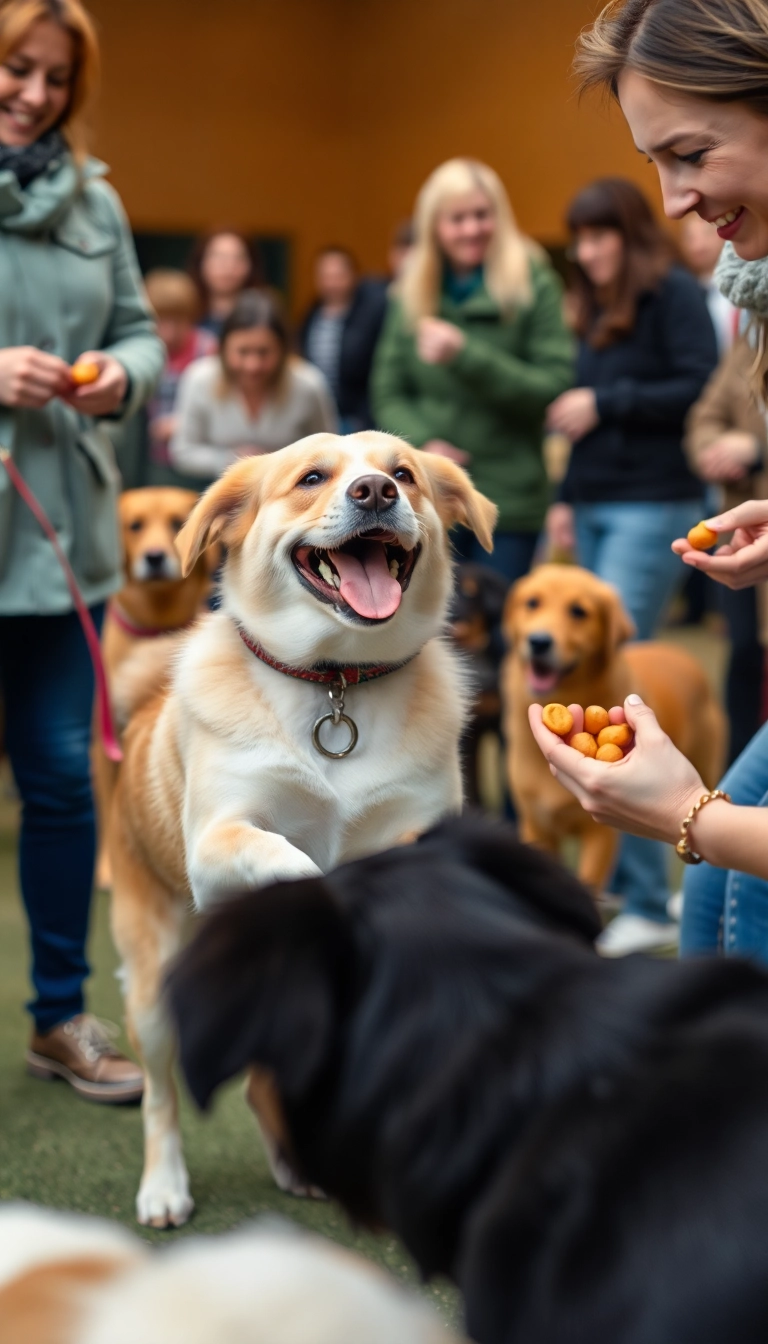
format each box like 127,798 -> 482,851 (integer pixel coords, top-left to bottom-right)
170,289 -> 337,484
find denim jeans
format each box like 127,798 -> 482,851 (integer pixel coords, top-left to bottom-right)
574,499 -> 703,641
0,606 -> 103,1031
680,721 -> 768,964
575,498 -> 703,922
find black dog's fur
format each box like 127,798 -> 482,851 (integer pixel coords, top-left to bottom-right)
167,818 -> 768,1344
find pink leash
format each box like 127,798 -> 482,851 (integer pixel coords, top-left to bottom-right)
0,446 -> 123,762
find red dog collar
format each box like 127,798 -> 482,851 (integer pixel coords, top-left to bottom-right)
109,599 -> 194,640
238,627 -> 415,685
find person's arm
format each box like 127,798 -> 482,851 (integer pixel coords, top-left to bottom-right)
448,262 -> 575,415
528,696 -> 768,880
72,183 -> 165,421
304,367 -> 339,434
370,300 -> 435,446
595,271 -> 717,427
169,366 -> 238,479
672,499 -> 768,588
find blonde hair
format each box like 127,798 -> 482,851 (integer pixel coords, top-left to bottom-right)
398,158 -> 535,326
144,269 -> 201,323
0,0 -> 99,162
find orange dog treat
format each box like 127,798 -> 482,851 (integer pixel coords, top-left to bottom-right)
70,360 -> 100,386
584,705 -> 610,735
542,703 -> 574,737
687,522 -> 718,551
596,742 -> 624,763
570,731 -> 598,758
597,723 -> 633,750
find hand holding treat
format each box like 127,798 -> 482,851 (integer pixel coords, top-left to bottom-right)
70,359 -> 100,386
64,351 -> 128,416
529,697 -> 706,845
672,501 -> 768,590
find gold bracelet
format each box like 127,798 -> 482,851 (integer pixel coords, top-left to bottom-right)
675,789 -> 732,865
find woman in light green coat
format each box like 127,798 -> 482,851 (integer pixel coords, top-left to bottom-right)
0,0 -> 163,1102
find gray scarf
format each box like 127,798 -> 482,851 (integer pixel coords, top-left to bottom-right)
0,129 -> 66,189
715,241 -> 768,317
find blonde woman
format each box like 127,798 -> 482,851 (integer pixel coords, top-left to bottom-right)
372,158 -> 574,584
0,0 -> 163,1099
170,289 -> 337,485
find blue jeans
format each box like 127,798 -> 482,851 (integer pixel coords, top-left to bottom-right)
453,528 -> 539,588
574,500 -> 703,641
575,499 -> 703,922
680,721 -> 768,964
0,607 -> 103,1032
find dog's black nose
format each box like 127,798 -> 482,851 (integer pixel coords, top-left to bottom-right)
346,474 -> 398,512
528,632 -> 554,656
144,550 -> 168,574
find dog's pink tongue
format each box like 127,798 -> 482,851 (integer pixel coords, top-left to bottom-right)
328,541 -> 402,619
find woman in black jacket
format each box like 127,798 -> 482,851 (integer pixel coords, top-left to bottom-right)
299,246 -> 387,432
546,178 -> 718,958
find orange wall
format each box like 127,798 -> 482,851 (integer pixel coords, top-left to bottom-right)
86,0 -> 666,312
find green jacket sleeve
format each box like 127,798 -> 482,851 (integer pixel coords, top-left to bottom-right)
450,263 -> 574,416
95,182 -> 165,421
371,299 -> 433,447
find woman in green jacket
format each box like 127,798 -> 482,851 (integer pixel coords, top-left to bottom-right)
372,157 -> 574,584
0,0 -> 163,1100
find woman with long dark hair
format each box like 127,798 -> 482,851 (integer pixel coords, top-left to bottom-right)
546,176 -> 718,957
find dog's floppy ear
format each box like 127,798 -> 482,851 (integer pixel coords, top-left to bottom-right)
602,579 -> 636,649
165,878 -> 355,1110
175,457 -> 266,577
419,453 -> 498,553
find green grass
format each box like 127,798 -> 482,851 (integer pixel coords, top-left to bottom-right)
0,793 -> 459,1324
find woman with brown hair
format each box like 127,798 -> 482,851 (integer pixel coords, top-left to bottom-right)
545,176 -> 717,957
0,0 -> 163,1096
547,177 -> 716,642
530,0 -> 768,973
187,229 -> 262,339
170,288 -> 336,486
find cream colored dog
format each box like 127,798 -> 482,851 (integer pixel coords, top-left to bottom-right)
109,431 -> 496,1227
0,1204 -> 461,1344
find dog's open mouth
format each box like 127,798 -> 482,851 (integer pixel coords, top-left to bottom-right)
292,530 -> 420,622
526,657 -> 578,695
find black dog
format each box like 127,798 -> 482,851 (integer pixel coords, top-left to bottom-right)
449,564 -> 509,805
167,818 -> 768,1344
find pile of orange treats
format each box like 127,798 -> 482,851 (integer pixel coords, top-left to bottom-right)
542,704 -> 632,762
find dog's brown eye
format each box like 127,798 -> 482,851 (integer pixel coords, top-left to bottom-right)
170,517 -> 184,534
127,519 -> 144,533
570,603 -> 588,619
394,467 -> 414,484
297,471 -> 325,488
525,596 -> 540,610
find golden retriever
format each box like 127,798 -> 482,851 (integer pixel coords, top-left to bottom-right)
109,431 -> 496,1227
92,487 -> 211,890
0,1204 -> 460,1344
502,564 -> 726,891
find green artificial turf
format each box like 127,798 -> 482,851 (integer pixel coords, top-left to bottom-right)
0,795 -> 459,1325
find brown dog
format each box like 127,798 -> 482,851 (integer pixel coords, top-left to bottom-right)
93,487 -> 212,890
502,564 -> 726,891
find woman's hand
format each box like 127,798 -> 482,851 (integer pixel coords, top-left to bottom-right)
546,502 -> 575,553
696,431 -> 760,483
546,388 -> 600,441
149,414 -> 177,446
672,499 -> 768,589
422,439 -> 470,466
416,317 -> 466,365
528,695 -> 704,843
0,345 -> 72,409
63,352 -> 128,417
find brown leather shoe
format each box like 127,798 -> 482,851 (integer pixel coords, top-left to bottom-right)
26,1014 -> 144,1104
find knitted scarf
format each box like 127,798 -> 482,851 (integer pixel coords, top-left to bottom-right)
0,128 -> 66,188
715,241 -> 768,318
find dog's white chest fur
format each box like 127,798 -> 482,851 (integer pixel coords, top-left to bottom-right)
171,614 -> 466,907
